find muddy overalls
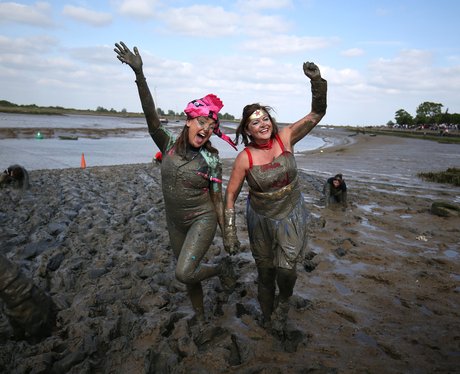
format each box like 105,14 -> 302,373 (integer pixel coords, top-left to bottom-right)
150,125 -> 222,285
244,134 -> 309,321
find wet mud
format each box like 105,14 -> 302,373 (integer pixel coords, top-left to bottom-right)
0,132 -> 459,373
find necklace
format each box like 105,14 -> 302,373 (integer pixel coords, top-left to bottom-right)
250,138 -> 273,150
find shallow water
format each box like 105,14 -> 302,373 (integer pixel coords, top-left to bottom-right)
0,113 -> 325,170
298,134 -> 460,194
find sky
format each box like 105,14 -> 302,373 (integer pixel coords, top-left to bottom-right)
1,0 -> 459,126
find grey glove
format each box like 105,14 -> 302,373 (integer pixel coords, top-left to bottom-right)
223,208 -> 240,255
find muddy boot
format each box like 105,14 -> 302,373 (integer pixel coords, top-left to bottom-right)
218,256 -> 237,293
186,283 -> 205,322
272,268 -> 297,336
257,267 -> 276,328
271,300 -> 290,337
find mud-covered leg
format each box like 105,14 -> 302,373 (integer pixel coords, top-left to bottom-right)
186,283 -> 205,321
257,267 -> 276,327
272,267 -> 297,334
0,254 -> 55,339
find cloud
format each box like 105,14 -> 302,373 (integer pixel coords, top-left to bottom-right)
163,6 -> 239,37
62,5 -> 112,27
236,0 -> 293,11
241,35 -> 338,55
0,1 -> 54,27
341,48 -> 365,57
0,35 -> 58,56
115,0 -> 160,19
241,13 -> 291,36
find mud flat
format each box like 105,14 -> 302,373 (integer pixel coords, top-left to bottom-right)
0,129 -> 459,373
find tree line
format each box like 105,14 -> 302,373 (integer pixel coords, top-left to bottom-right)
0,100 -> 236,121
389,101 -> 460,128
96,106 -> 236,120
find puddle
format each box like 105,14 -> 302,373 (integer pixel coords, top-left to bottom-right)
360,217 -> 378,230
400,214 -> 413,219
419,304 -> 433,316
444,250 -> 458,259
354,331 -> 378,347
360,203 -> 379,214
334,281 -> 352,296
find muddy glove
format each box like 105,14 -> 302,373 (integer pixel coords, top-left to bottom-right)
303,62 -> 327,114
114,41 -> 143,76
223,208 -> 240,255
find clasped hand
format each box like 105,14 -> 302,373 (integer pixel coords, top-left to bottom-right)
223,236 -> 240,255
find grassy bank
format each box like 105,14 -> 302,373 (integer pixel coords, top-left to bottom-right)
0,104 -> 144,118
417,168 -> 460,186
343,126 -> 460,144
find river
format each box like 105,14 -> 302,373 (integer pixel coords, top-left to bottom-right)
0,113 -> 325,170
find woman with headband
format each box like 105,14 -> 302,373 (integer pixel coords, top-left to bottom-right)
114,42 -> 237,321
223,62 -> 327,333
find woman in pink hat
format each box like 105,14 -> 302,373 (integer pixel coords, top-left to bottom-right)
114,42 -> 237,321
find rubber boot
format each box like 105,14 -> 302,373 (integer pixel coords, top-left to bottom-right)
272,268 -> 297,335
186,283 -> 205,321
256,267 -> 276,327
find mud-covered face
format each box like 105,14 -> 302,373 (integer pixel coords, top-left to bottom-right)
246,111 -> 272,142
186,116 -> 216,148
333,179 -> 341,188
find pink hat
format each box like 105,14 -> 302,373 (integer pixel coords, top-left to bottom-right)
184,94 -> 237,150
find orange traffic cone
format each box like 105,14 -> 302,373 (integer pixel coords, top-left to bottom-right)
81,153 -> 86,169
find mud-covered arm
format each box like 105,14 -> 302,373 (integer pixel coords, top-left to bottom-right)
114,41 -> 161,138
210,162 -> 225,234
286,62 -> 327,146
341,190 -> 348,208
323,181 -> 332,207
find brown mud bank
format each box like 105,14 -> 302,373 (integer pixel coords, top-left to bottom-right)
0,132 -> 459,373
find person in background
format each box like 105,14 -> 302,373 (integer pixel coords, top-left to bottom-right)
324,173 -> 347,208
223,61 -> 327,333
114,41 -> 237,321
0,165 -> 29,190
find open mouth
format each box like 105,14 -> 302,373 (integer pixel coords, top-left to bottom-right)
194,131 -> 208,145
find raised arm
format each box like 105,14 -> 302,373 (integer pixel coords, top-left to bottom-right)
281,62 -> 327,147
114,41 -> 161,135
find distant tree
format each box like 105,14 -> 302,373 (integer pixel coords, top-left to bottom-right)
96,106 -> 108,112
415,101 -> 443,125
0,100 -> 17,107
156,108 -> 165,116
394,109 -> 413,126
121,108 -> 127,114
386,120 -> 395,127
450,112 -> 460,125
167,110 -> 175,117
219,112 -> 235,121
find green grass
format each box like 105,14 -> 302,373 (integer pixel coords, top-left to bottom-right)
417,168 -> 460,186
344,127 -> 460,144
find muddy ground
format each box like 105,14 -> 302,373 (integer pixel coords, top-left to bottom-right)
0,130 -> 459,373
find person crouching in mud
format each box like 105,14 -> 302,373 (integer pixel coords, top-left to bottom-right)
223,62 -> 327,333
324,173 -> 347,208
0,165 -> 30,190
114,42 -> 238,321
